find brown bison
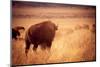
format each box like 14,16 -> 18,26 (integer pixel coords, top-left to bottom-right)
12,26 -> 25,40
25,21 -> 58,56
91,24 -> 96,33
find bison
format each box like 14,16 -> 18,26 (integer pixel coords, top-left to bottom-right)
91,24 -> 96,33
25,21 -> 58,56
12,26 -> 25,40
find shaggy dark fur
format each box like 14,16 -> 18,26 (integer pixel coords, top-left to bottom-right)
25,21 -> 58,56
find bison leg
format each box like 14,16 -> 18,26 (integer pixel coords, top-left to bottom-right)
41,43 -> 47,50
46,41 -> 52,49
33,44 -> 38,51
25,40 -> 31,56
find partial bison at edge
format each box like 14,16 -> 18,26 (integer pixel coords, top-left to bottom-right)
25,21 -> 58,56
12,26 -> 25,40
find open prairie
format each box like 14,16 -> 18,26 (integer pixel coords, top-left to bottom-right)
12,1 -> 96,65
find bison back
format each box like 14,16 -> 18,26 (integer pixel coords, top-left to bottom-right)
25,21 -> 57,44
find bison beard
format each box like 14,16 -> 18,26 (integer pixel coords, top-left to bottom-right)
25,21 -> 58,56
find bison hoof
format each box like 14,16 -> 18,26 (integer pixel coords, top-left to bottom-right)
33,47 -> 37,51
41,47 -> 46,50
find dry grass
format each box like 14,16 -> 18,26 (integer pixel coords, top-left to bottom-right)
12,21 -> 96,65
12,5 -> 96,65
